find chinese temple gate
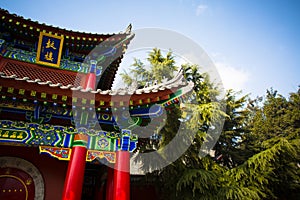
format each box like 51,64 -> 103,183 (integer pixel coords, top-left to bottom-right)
0,9 -> 192,200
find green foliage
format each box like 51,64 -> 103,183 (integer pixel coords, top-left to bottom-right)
120,48 -> 178,87
125,48 -> 300,200
148,48 -> 177,82
154,88 -> 300,200
214,90 -> 252,168
245,89 -> 300,199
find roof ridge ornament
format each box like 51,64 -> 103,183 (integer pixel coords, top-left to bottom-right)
125,23 -> 132,34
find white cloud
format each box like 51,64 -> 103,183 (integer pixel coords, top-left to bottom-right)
215,62 -> 250,91
196,4 -> 208,16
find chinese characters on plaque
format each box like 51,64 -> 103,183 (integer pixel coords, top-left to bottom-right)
36,32 -> 64,67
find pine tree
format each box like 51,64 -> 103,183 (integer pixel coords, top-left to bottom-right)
175,88 -> 300,200
122,48 -> 300,200
120,48 -> 177,87
214,90 -> 252,168
245,88 -> 300,199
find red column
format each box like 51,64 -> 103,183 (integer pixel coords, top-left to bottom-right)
105,166 -> 114,200
113,151 -> 130,200
62,134 -> 88,200
62,61 -> 97,200
84,73 -> 96,90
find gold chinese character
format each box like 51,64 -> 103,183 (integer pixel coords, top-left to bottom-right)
45,39 -> 56,49
45,51 -> 54,61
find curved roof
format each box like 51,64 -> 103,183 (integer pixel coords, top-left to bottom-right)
0,8 -> 133,49
0,57 -> 85,87
0,9 -> 194,108
0,57 -> 193,108
0,9 -> 134,90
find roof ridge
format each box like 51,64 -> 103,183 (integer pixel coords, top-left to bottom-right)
0,71 -> 191,96
0,8 -> 130,38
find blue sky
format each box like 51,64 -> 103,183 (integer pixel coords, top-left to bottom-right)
1,0 -> 299,97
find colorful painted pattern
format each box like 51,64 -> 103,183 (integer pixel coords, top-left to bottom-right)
39,146 -> 116,163
0,120 -> 138,152
39,146 -> 71,160
0,39 -> 118,75
86,150 -> 116,163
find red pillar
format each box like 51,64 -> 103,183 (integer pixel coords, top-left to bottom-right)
105,166 -> 114,200
113,151 -> 130,200
62,60 -> 97,200
84,73 -> 96,90
62,134 -> 88,200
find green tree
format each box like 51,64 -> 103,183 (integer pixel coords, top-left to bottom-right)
148,48 -> 177,82
244,88 -> 300,199
134,62 -> 227,200
124,48 -> 300,200
176,88 -> 300,200
214,90 -> 252,168
120,48 -> 177,87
